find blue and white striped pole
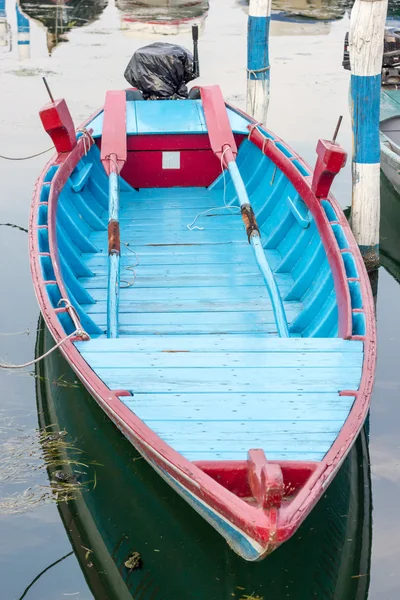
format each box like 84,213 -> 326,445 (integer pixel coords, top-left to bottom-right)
16,4 -> 30,59
349,0 -> 388,271
247,0 -> 271,124
0,0 -> 8,47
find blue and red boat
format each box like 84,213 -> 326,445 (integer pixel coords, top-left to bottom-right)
29,42 -> 376,560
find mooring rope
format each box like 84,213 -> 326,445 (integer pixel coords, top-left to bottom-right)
0,298 -> 89,370
186,147 -> 240,231
0,147 -> 54,161
0,223 -> 28,233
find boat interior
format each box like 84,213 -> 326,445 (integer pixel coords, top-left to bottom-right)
381,115 -> 400,151
36,96 -> 365,481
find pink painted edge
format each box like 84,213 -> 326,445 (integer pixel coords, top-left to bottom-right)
29,101 -> 376,554
100,90 -> 127,175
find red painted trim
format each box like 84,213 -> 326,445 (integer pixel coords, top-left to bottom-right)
100,90 -> 127,175
230,106 -> 376,543
29,100 -> 376,557
200,86 -> 237,165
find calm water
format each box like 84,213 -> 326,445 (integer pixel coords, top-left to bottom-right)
0,0 -> 400,598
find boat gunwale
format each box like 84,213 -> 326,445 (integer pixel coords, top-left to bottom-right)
29,99 -> 376,558
232,103 -> 376,532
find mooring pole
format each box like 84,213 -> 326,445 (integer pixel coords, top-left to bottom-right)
349,0 -> 388,271
16,4 -> 30,60
0,0 -> 7,48
247,0 -> 271,124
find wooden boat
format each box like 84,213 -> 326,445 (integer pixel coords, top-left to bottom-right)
380,171 -> 400,283
35,319 -> 372,599
380,88 -> 400,195
29,78 -> 376,560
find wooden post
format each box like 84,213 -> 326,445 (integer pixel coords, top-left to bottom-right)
246,0 -> 271,124
0,0 -> 8,48
16,4 -> 30,60
349,0 -> 388,271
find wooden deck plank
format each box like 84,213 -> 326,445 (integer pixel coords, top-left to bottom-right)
86,351 -> 362,369
75,336 -> 362,353
121,393 -> 355,421
94,366 -> 362,393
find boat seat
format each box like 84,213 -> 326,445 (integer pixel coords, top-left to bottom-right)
75,336 -> 363,463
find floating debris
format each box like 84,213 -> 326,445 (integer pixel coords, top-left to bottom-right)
0,425 -> 100,514
124,551 -> 142,571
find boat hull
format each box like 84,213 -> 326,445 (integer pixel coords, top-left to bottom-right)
29,94 -> 376,559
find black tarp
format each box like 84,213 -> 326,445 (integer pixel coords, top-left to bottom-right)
124,42 -> 195,99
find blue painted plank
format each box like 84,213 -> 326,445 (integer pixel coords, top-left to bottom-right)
84,351 -> 362,369
83,246 -> 264,267
85,297 -> 293,315
135,100 -> 206,134
94,366 -> 362,393
70,163 -> 93,192
286,193 -> 310,228
79,270 -> 292,289
89,230 -> 248,247
183,450 -> 325,461
67,189 -> 106,231
93,324 -> 285,336
290,269 -> 335,333
285,243 -> 326,301
57,224 -> 94,278
138,421 -> 343,455
122,393 -> 355,421
84,261 -> 279,277
75,336 -> 362,353
85,285 -> 288,302
58,202 -> 99,253
275,221 -> 317,273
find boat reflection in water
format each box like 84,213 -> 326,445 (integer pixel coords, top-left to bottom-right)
116,0 -> 209,37
270,0 -> 352,21
36,321 -> 372,599
380,173 -> 400,283
19,0 -> 107,54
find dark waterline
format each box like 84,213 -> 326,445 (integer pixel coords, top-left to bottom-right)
1,0 -> 400,598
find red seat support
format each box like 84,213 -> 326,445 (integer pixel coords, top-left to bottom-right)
100,90 -> 127,175
248,449 -> 284,509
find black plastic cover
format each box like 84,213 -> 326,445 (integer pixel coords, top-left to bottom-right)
124,42 -> 195,100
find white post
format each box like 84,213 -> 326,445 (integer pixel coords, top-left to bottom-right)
16,4 -> 30,60
246,0 -> 271,125
349,0 -> 388,271
0,0 -> 8,48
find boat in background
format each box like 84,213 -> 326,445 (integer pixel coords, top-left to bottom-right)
29,35 -> 376,560
36,320 -> 372,599
380,173 -> 400,283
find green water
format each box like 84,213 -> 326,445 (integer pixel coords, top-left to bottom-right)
0,0 -> 400,598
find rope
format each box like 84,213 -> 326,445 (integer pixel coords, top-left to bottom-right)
0,223 -> 28,233
248,124 -> 270,154
0,147 -> 54,161
76,128 -> 94,156
0,331 -> 78,370
187,146 -> 240,231
104,153 -> 120,175
0,128 -> 92,161
247,66 -> 270,77
120,242 -> 139,288
0,298 -> 88,370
